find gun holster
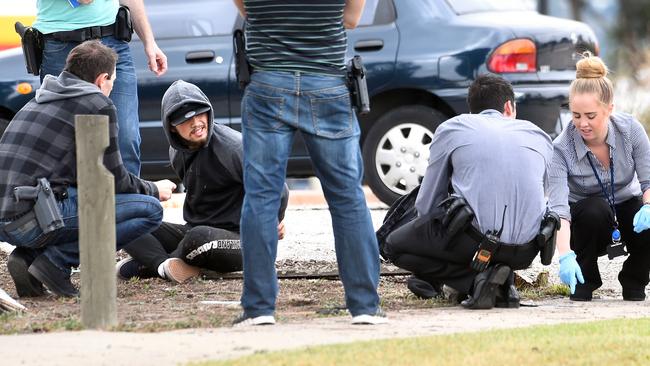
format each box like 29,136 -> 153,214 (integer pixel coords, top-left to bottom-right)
536,210 -> 560,265
15,22 -> 44,76
13,178 -> 64,234
233,29 -> 251,89
438,195 -> 475,241
346,55 -> 370,115
114,6 -> 134,42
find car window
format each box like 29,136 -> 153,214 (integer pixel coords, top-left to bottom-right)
445,0 -> 536,15
145,0 -> 238,39
358,0 -> 396,26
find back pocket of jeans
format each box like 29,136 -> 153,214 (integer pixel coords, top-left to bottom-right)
310,92 -> 354,138
245,91 -> 285,130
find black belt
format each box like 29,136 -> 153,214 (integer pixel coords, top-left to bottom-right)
44,24 -> 115,42
466,225 -> 538,256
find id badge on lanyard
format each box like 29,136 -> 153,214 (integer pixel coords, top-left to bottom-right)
587,152 -> 628,259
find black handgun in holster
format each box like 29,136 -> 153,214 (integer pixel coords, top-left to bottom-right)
13,178 -> 64,234
233,29 -> 251,89
114,6 -> 134,42
15,22 -> 43,76
439,194 -> 475,241
536,210 -> 560,265
346,55 -> 370,115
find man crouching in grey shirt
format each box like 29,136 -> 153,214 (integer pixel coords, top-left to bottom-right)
383,74 -> 554,310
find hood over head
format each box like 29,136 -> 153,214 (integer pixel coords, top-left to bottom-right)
35,71 -> 104,104
161,80 -> 214,151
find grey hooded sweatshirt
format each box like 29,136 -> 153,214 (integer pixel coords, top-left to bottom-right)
161,80 -> 246,231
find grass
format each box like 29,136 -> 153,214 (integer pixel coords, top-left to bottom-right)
193,318 -> 650,366
519,283 -> 570,300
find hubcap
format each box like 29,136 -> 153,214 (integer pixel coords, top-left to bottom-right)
374,123 -> 433,196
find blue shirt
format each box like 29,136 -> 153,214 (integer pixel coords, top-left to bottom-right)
415,110 -> 553,244
33,0 -> 118,34
548,112 -> 650,221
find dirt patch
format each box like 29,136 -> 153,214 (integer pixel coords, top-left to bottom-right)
0,250 -> 445,334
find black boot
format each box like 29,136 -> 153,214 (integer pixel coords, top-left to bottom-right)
461,264 -> 511,310
622,288 -> 646,301
569,283 -> 593,301
28,255 -> 78,297
495,271 -> 520,308
7,247 -> 45,297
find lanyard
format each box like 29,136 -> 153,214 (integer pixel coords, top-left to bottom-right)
586,151 -> 617,227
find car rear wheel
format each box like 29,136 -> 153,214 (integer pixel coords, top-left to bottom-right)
362,105 -> 445,205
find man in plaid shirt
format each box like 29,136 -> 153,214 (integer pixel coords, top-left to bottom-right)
0,40 -> 176,297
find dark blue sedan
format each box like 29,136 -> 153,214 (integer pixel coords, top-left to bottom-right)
0,0 -> 597,204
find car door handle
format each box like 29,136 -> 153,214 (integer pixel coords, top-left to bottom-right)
354,39 -> 384,52
185,50 -> 215,63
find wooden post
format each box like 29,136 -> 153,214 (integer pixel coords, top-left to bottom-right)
75,115 -> 117,329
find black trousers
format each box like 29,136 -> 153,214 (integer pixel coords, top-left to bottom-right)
570,196 -> 650,294
124,222 -> 243,273
384,213 -> 539,294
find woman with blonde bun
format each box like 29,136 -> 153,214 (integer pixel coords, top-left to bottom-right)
548,53 -> 650,301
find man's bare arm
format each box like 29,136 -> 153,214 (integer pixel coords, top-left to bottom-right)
343,0 -> 365,29
119,0 -> 168,76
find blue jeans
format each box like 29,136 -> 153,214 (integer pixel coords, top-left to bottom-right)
41,36 -> 142,176
0,188 -> 163,275
240,71 -> 381,317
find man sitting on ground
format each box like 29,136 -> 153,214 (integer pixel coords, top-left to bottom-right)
117,80 -> 288,282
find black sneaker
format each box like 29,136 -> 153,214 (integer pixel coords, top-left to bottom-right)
406,275 -> 441,299
7,248 -> 45,297
116,257 -> 157,280
28,255 -> 78,297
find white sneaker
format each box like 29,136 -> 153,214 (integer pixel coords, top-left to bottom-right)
351,309 -> 388,325
161,258 -> 200,283
232,314 -> 276,327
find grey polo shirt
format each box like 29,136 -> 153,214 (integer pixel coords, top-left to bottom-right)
415,110 -> 553,244
548,112 -> 650,221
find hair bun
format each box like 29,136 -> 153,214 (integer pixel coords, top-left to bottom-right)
575,52 -> 608,79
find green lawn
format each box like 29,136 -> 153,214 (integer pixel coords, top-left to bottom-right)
193,318 -> 650,366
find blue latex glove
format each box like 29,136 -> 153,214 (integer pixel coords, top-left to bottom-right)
559,251 -> 584,294
633,204 -> 650,233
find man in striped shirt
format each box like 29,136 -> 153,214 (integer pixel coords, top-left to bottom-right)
232,0 -> 386,326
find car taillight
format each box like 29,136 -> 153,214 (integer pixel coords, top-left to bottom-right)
487,39 -> 536,73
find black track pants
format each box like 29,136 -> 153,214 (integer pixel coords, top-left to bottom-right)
124,222 -> 242,273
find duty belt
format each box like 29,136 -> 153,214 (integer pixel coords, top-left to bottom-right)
44,24 -> 115,42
